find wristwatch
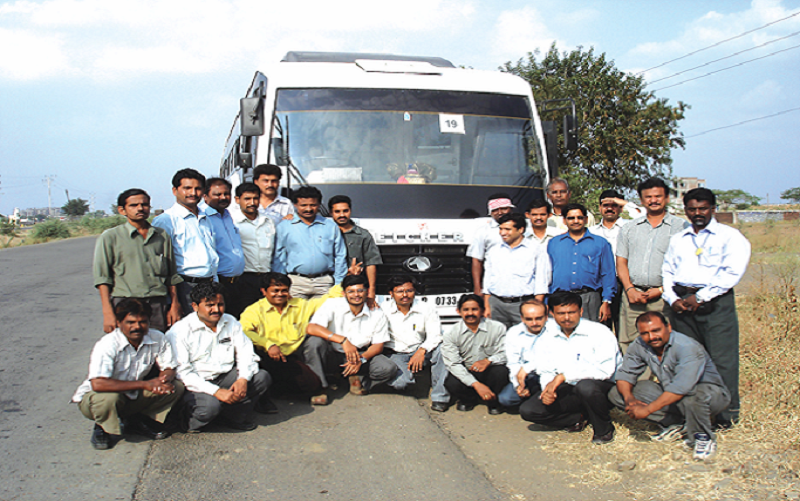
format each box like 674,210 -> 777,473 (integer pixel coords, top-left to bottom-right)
360,357 -> 367,364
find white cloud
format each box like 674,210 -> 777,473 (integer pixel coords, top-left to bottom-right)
0,28 -> 72,79
740,79 -> 783,108
490,6 -> 561,63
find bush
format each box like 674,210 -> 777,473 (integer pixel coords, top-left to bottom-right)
78,215 -> 126,234
29,219 -> 71,242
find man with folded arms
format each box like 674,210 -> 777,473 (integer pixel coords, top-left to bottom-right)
72,299 -> 184,450
168,282 -> 270,432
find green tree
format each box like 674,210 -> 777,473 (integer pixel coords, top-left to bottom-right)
713,189 -> 761,210
780,187 -> 800,203
62,198 -> 89,217
501,44 -> 688,193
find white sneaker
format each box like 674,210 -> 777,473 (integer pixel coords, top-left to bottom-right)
693,437 -> 717,461
651,424 -> 685,442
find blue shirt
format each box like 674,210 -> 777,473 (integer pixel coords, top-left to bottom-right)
205,207 -> 245,277
153,203 -> 218,278
272,214 -> 347,282
547,231 -> 616,301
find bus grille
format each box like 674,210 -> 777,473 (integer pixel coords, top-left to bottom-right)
375,244 -> 472,295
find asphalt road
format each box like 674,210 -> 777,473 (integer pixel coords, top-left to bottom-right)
0,236 -> 625,501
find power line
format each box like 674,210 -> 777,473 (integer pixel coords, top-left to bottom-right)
637,10 -> 800,74
685,106 -> 800,138
651,42 -> 800,91
648,30 -> 800,85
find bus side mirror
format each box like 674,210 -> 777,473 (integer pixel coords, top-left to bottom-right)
240,97 -> 264,137
564,114 -> 578,151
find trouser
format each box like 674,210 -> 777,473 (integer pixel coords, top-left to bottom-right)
175,279 -> 212,318
78,380 -> 185,436
218,275 -> 244,318
181,369 -> 271,431
669,289 -> 740,422
579,291 -> 602,322
257,336 -> 327,394
327,350 -> 399,391
385,346 -> 450,404
618,290 -> 670,354
288,274 -> 334,300
520,379 -> 615,437
112,296 -> 169,332
235,272 -> 268,316
608,381 -> 730,441
498,372 -> 541,408
444,364 -> 509,408
488,295 -> 527,329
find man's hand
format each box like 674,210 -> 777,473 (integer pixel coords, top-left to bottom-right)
540,375 -> 565,406
268,345 -> 286,362
641,287 -> 663,302
214,388 -> 239,404
158,369 -> 176,384
166,302 -> 182,328
625,402 -> 651,420
144,379 -> 175,395
341,339 -> 359,365
626,287 -> 647,305
598,302 -> 612,322
230,378 -> 248,402
408,348 -> 426,373
102,311 -> 116,334
470,359 -> 491,373
683,294 -> 700,312
341,359 -> 362,377
671,298 -> 691,314
366,295 -> 378,311
483,302 -> 492,318
601,196 -> 628,208
283,213 -> 294,220
472,382 -> 496,401
516,385 -> 531,398
348,258 -> 363,277
516,368 -> 528,389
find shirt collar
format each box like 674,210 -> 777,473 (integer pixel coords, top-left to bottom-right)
680,217 -> 719,238
291,213 -> 326,226
124,222 -> 156,243
459,318 -> 488,336
186,312 -> 228,335
232,208 -> 268,226
385,298 -> 424,316
170,203 -> 206,220
634,212 -> 677,228
112,328 -> 157,352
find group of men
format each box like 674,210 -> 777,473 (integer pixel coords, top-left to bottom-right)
76,169 -> 750,463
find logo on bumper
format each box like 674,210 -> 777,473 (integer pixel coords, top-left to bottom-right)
403,256 -> 442,273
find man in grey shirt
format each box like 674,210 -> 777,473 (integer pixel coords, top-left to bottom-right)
609,311 -> 730,460
441,294 -> 508,414
616,178 -> 688,353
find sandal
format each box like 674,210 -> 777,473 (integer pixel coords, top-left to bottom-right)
310,393 -> 329,406
348,376 -> 367,396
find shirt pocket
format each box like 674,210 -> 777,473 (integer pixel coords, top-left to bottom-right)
148,254 -> 169,277
318,234 -> 335,257
699,245 -> 724,269
580,254 -> 600,276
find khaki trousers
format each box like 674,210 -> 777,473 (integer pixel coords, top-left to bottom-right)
78,380 -> 184,435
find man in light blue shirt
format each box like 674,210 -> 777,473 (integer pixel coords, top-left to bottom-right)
272,186 -> 347,299
203,178 -> 246,317
483,213 -> 550,328
153,169 -> 219,316
497,299 -> 550,408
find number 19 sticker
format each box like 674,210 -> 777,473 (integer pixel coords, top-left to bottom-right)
439,113 -> 465,134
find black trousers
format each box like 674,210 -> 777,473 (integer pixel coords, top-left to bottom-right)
444,364 -> 509,408
520,379 -> 615,436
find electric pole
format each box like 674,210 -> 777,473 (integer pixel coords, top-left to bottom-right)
43,175 -> 55,217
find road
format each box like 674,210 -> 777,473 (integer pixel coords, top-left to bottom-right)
0,237 -> 624,501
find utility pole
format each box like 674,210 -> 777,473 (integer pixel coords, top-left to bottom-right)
43,175 -> 55,217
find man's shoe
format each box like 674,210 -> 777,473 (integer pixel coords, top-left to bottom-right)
651,424 -> 685,443
456,402 -> 475,412
91,424 -> 115,450
254,396 -> 279,414
221,418 -> 258,432
348,376 -> 367,396
566,420 -> 588,433
592,429 -> 615,445
430,401 -> 449,413
488,406 -> 504,415
125,416 -> 170,440
693,436 -> 717,461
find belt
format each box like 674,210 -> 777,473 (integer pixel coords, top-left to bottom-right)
179,275 -> 213,284
290,272 -> 332,279
492,294 -> 536,304
568,287 -> 598,294
632,284 -> 659,291
673,285 -> 701,297
218,275 -> 240,285
242,271 -> 268,277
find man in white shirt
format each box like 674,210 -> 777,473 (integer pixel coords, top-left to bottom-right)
307,274 -> 398,396
497,299 -> 550,409
252,164 -> 295,226
467,193 -> 514,297
483,213 -> 550,328
167,282 -> 270,433
546,178 -> 596,231
381,275 -> 450,412
662,187 -> 751,427
525,199 -> 562,248
72,299 -> 184,450
231,182 -> 276,314
519,291 -> 622,444
153,168 -> 219,316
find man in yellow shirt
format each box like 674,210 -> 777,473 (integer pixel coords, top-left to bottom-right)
240,272 -> 343,406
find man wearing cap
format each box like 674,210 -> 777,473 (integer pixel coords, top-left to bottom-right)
467,193 -> 515,299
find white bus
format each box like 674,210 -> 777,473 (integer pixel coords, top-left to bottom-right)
220,52 -> 554,322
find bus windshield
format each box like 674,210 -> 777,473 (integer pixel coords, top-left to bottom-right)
274,88 -> 545,188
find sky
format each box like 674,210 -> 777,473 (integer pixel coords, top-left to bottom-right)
1,0 -> 799,214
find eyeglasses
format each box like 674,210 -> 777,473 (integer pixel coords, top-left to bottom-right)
392,289 -> 415,295
345,288 -> 366,294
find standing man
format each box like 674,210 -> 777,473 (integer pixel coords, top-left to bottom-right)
329,195 -> 383,308
441,294 -> 508,415
524,199 -> 561,249
616,178 -> 688,353
548,203 -> 616,322
167,282 -> 271,433
72,299 -> 184,449
467,193 -> 514,297
153,169 -> 218,316
483,213 -> 550,327
307,274 -> 398,396
662,187 -> 750,427
609,312 -> 730,461
519,292 -> 622,444
497,300 -> 550,409
231,182 -> 276,313
94,188 -> 182,333
381,275 -> 450,412
589,190 -> 644,255
272,186 -> 347,300
546,178 -> 595,232
252,164 -> 294,226
204,178 -> 246,317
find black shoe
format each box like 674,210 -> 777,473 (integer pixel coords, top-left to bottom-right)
566,419 -> 588,433
430,401 -> 450,413
254,396 -> 279,415
592,429 -> 615,445
125,416 -> 170,440
488,406 -> 504,415
714,417 -> 735,431
220,418 -> 258,431
91,424 -> 115,450
456,402 -> 475,412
